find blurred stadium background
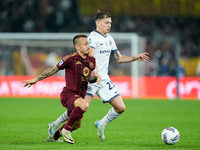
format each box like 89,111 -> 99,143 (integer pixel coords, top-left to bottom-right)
0,0 -> 200,100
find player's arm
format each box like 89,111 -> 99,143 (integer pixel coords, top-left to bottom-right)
89,47 -> 95,57
112,51 -> 149,63
88,65 -> 101,84
88,47 -> 100,83
22,66 -> 59,88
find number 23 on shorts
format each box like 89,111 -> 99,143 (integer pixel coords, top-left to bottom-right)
106,81 -> 115,90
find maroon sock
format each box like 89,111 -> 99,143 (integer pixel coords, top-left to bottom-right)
64,107 -> 85,131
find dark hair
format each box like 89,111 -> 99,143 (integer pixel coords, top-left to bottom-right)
73,34 -> 88,47
95,11 -> 111,21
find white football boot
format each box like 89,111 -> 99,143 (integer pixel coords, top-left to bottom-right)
60,128 -> 74,144
94,120 -> 105,142
48,122 -> 58,138
46,136 -> 63,142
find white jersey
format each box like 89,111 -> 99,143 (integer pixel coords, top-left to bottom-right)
88,29 -> 118,80
87,29 -> 120,102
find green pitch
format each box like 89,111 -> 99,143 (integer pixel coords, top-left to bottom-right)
0,98 -> 200,150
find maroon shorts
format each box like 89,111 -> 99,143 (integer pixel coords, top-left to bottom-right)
60,89 -> 82,115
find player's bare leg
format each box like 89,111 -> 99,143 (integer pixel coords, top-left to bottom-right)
95,96 -> 125,141
109,96 -> 126,114
84,95 -> 93,105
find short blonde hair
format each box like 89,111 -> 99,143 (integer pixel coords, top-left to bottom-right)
73,34 -> 88,47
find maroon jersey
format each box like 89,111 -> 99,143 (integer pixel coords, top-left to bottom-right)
56,52 -> 96,98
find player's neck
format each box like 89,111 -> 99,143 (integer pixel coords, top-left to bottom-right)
96,28 -> 107,36
78,52 -> 87,59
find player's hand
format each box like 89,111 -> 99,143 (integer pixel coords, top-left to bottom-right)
22,78 -> 38,88
136,52 -> 149,62
96,75 -> 101,85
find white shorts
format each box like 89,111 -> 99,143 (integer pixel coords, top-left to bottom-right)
86,78 -> 120,103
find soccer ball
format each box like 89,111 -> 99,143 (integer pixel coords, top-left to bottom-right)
161,127 -> 180,145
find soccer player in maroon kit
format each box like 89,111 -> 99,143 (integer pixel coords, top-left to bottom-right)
23,34 -> 101,144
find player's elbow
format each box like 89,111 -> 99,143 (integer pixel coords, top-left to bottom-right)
116,56 -> 124,63
117,60 -> 124,63
117,58 -> 124,63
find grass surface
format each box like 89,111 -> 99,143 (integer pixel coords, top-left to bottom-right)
0,98 -> 200,150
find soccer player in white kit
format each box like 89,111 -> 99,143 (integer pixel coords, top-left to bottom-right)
47,12 -> 149,142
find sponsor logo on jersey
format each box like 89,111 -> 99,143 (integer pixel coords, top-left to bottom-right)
59,60 -> 63,66
82,77 -> 87,82
100,50 -> 111,54
76,60 -> 81,65
100,43 -> 104,45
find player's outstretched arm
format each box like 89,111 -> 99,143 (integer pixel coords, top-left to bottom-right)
134,52 -> 149,62
22,66 -> 59,88
113,51 -> 149,63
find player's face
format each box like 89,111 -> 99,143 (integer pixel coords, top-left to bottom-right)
97,17 -> 111,35
76,37 -> 90,57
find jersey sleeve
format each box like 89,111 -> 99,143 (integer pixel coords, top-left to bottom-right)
89,57 -> 96,78
56,55 -> 71,70
88,33 -> 98,49
110,36 -> 118,54
92,57 -> 96,71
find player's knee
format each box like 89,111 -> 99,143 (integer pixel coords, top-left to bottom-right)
120,105 -> 126,113
75,98 -> 89,111
80,101 -> 89,111
116,105 -> 126,114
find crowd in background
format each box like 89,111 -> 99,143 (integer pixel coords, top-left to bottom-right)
0,0 -> 200,76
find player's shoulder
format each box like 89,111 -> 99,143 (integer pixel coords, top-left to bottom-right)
62,52 -> 78,61
87,55 -> 95,61
89,30 -> 97,35
87,56 -> 96,69
88,31 -> 98,39
107,33 -> 114,40
87,56 -> 96,66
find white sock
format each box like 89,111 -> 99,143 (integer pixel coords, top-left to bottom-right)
54,111 -> 68,126
100,107 -> 120,126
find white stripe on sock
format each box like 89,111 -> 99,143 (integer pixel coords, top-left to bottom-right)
54,111 -> 68,126
101,107 -> 120,126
